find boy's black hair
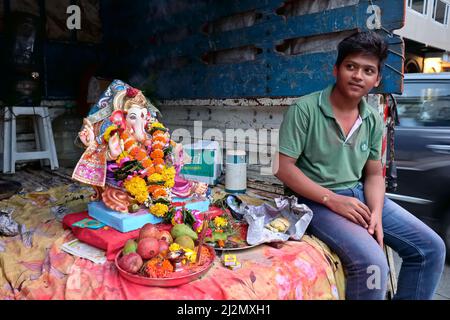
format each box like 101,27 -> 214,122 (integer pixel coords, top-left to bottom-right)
335,31 -> 388,71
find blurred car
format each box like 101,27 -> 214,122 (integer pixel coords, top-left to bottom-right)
389,72 -> 450,260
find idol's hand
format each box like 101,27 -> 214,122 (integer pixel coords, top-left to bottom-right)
78,119 -> 95,147
108,133 -> 121,160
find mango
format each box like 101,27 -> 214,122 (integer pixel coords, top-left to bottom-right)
175,235 -> 195,250
123,239 -> 137,255
171,223 -> 198,240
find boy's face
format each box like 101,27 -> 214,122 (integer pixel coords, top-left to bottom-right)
333,52 -> 381,100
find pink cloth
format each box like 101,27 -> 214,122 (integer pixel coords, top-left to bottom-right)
15,239 -> 343,300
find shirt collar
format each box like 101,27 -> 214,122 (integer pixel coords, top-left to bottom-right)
319,84 -> 371,120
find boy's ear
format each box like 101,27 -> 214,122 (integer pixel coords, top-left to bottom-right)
332,65 -> 338,77
374,74 -> 382,88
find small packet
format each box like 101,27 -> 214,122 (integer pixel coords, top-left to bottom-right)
222,254 -> 242,270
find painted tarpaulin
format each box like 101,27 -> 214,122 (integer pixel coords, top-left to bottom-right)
0,184 -> 345,300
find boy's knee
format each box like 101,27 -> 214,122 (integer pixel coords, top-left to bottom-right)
427,234 -> 446,264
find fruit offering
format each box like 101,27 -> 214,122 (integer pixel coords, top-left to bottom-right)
116,223 -> 212,279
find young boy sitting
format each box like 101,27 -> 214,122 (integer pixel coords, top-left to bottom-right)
274,31 -> 445,300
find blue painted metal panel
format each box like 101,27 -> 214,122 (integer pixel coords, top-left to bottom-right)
102,0 -> 406,99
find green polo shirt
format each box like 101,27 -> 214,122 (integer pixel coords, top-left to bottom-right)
278,84 -> 383,191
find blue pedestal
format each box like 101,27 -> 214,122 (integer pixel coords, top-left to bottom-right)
88,201 -> 163,233
172,196 -> 210,212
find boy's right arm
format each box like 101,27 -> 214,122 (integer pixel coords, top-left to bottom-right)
274,152 -> 371,228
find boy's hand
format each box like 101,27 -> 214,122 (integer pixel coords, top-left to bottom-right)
368,212 -> 384,248
327,194 -> 372,228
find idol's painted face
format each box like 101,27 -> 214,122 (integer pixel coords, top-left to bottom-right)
333,52 -> 381,100
126,105 -> 148,142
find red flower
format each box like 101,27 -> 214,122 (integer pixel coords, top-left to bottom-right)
126,87 -> 139,98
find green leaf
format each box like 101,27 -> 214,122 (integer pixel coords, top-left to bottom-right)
212,232 -> 228,241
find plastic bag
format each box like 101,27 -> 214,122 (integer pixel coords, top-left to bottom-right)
0,210 -> 20,237
243,195 -> 313,246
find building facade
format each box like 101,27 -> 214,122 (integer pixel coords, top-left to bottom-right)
395,0 -> 450,72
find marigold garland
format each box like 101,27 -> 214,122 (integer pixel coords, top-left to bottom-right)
150,203 -> 169,217
150,149 -> 164,159
148,173 -> 163,183
105,117 -> 177,216
123,176 -> 149,204
152,187 -> 168,198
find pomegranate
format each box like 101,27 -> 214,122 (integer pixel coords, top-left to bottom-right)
118,252 -> 143,274
137,237 -> 160,259
138,224 -> 160,241
158,230 -> 173,244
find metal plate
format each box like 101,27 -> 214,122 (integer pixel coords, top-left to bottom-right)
213,243 -> 259,252
115,246 -> 216,287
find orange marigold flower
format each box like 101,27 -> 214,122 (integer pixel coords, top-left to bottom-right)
152,130 -> 165,137
120,132 -> 130,140
161,259 -> 174,272
145,165 -> 156,175
152,142 -> 165,150
124,140 -> 135,150
152,188 -> 167,198
142,159 -> 153,168
135,150 -> 147,161
151,149 -> 164,159
154,164 -> 164,173
130,147 -> 140,157
153,135 -> 167,143
153,158 -> 164,165
147,185 -> 160,193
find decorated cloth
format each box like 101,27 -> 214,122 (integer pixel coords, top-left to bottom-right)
0,184 -> 345,300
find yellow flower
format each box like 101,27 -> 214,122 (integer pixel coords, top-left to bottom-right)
151,122 -> 165,129
184,248 -> 197,263
150,203 -> 169,217
164,178 -> 175,188
214,216 -> 228,228
123,176 -> 148,204
161,166 -> 176,180
148,173 -> 163,183
103,125 -> 118,142
169,243 -> 181,252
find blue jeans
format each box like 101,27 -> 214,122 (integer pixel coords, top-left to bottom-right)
299,183 -> 446,300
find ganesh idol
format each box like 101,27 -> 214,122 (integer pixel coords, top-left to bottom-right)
72,80 -> 208,216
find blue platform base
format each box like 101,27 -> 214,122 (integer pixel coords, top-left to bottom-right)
172,196 -> 210,212
88,201 -> 163,233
